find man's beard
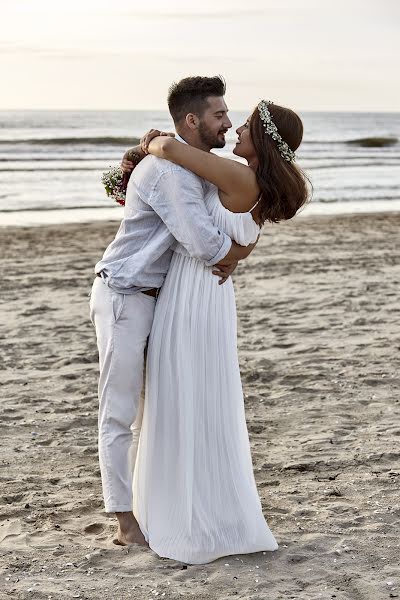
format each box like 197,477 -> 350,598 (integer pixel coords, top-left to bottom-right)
198,121 -> 226,149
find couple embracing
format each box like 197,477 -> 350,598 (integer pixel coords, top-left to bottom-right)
90,75 -> 309,565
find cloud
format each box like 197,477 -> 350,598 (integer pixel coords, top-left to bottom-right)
0,42 -> 262,64
120,9 -> 266,19
0,42 -> 124,59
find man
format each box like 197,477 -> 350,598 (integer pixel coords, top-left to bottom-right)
90,76 -> 255,547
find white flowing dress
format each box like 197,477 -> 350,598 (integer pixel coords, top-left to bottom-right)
132,185 -> 278,564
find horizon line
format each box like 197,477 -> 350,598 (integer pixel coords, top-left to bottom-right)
1,108 -> 399,114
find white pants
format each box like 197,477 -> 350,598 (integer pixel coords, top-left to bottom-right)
89,277 -> 156,513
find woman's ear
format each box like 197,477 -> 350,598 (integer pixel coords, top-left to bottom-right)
185,113 -> 199,130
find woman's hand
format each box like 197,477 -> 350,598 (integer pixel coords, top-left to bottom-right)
141,129 -> 175,154
121,151 -> 135,174
120,146 -> 145,174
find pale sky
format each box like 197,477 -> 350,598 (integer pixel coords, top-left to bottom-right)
0,0 -> 399,111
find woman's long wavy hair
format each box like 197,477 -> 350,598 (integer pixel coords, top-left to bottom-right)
249,103 -> 311,223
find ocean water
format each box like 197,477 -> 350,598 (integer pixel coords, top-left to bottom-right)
0,110 -> 399,225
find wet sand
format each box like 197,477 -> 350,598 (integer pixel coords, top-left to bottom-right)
0,213 -> 399,600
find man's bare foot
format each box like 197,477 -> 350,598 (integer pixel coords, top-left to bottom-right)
113,512 -> 149,547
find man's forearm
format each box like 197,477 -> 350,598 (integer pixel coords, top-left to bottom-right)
217,239 -> 258,265
152,171 -> 233,266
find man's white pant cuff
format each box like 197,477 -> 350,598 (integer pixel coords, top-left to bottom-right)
104,505 -> 133,513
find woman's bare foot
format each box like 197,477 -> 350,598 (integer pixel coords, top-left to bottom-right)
113,512 -> 149,547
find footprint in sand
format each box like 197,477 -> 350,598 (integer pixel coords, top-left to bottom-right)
248,423 -> 266,434
0,519 -> 26,549
84,523 -> 105,535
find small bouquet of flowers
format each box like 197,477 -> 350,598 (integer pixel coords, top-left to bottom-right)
101,165 -> 127,206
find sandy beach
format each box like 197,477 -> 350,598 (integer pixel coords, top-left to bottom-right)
0,212 -> 399,600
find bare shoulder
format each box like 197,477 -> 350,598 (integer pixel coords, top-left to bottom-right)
227,160 -> 259,193
219,161 -> 260,213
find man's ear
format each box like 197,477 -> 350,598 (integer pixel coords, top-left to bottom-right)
185,113 -> 199,130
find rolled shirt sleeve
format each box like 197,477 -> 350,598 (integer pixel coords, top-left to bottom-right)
146,169 -> 231,266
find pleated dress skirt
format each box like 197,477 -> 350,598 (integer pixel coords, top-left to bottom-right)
132,248 -> 278,564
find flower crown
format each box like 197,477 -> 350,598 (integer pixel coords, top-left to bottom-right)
257,100 -> 296,162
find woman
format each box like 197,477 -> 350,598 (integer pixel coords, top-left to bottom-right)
130,101 -> 309,564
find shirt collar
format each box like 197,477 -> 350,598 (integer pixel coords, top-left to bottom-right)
174,133 -> 188,145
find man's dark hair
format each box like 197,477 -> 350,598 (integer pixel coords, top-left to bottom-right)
167,75 -> 226,125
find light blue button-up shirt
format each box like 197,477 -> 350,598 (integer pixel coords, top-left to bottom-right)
95,136 -> 231,294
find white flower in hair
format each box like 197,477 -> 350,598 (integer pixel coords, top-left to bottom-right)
258,100 -> 296,162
